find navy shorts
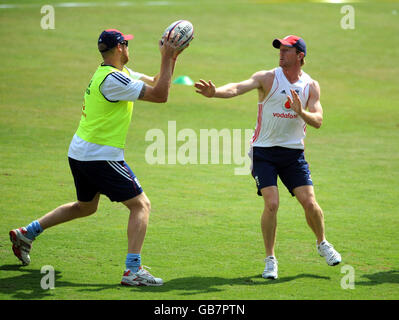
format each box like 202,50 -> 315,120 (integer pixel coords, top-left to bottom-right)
251,146 -> 313,196
68,157 -> 143,202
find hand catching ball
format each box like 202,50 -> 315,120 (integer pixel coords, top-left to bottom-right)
161,20 -> 194,50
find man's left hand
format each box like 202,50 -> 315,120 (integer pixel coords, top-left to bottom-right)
287,89 -> 303,115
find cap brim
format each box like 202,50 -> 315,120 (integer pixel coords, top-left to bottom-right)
123,34 -> 134,40
272,38 -> 294,49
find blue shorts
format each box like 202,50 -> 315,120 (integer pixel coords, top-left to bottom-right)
251,146 -> 313,196
68,157 -> 143,202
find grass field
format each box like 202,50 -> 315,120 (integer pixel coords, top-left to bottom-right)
0,0 -> 398,300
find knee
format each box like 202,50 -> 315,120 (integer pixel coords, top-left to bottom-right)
141,197 -> 151,214
264,201 -> 279,215
75,202 -> 97,216
131,195 -> 151,215
303,199 -> 321,215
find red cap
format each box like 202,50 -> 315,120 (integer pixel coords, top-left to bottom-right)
273,35 -> 306,56
104,28 -> 134,40
98,29 -> 134,52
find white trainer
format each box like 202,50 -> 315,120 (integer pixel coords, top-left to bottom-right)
9,227 -> 33,266
317,240 -> 341,266
121,266 -> 163,286
262,256 -> 278,279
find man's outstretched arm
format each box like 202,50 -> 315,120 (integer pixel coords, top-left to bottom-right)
194,71 -> 267,98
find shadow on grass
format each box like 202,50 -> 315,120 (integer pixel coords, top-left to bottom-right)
0,264 -> 117,299
133,273 -> 331,295
0,264 -> 330,298
356,270 -> 399,286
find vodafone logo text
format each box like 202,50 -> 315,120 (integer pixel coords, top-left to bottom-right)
273,112 -> 298,119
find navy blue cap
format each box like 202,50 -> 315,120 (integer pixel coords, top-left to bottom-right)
98,29 -> 134,52
273,35 -> 307,57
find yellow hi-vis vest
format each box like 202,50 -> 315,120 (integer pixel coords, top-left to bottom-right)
76,65 -> 134,149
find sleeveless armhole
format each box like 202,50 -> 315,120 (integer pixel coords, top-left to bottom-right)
302,77 -> 312,109
259,70 -> 279,105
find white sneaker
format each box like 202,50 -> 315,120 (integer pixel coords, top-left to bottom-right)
317,240 -> 341,266
9,227 -> 33,266
121,266 -> 163,286
262,256 -> 278,279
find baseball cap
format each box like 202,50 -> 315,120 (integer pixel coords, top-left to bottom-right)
272,35 -> 306,57
98,29 -> 134,52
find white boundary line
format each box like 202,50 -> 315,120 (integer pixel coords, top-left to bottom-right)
0,1 -> 178,9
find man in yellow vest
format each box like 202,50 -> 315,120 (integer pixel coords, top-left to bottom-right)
9,29 -> 184,286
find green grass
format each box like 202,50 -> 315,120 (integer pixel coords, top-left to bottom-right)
0,0 -> 398,300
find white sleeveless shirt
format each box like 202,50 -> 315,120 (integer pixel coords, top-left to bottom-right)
251,67 -> 313,150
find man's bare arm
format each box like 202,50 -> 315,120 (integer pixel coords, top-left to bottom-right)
194,71 -> 273,99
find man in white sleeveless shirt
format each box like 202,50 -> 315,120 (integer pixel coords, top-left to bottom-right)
195,35 -> 341,279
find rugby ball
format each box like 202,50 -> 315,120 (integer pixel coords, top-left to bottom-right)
161,20 -> 194,49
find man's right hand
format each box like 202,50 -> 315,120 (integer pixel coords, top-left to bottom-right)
138,30 -> 182,103
159,31 -> 181,59
194,79 -> 216,98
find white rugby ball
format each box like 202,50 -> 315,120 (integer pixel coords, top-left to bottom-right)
161,20 -> 194,49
